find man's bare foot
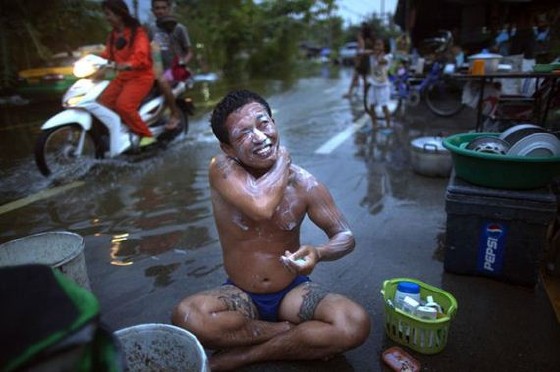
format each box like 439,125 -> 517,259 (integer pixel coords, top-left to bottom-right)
208,340 -> 340,370
210,347 -> 252,371
165,115 -> 180,130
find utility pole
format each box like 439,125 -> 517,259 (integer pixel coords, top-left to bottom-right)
132,0 -> 139,19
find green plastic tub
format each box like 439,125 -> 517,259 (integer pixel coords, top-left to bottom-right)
443,132 -> 560,189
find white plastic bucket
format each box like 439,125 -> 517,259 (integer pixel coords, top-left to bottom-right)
114,323 -> 209,372
0,231 -> 90,290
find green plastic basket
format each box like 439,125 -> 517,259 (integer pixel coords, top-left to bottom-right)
533,64 -> 554,73
443,132 -> 560,189
380,278 -> 458,354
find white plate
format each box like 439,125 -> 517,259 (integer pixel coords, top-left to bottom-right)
506,133 -> 560,157
499,124 -> 543,141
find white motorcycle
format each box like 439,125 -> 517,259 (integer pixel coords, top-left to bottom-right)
34,54 -> 194,177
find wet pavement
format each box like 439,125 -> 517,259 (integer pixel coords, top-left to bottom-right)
1,66 -> 559,371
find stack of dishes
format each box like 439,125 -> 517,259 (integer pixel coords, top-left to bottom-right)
464,124 -> 560,158
465,136 -> 510,155
499,124 -> 560,157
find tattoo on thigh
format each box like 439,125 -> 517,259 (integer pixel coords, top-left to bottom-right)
215,286 -> 258,319
298,283 -> 329,321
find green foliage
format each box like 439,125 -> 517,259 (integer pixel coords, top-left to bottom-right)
342,14 -> 400,44
0,0 -> 351,90
176,0 -> 343,80
0,0 -> 107,91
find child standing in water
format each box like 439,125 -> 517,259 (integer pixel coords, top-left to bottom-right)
369,38 -> 392,128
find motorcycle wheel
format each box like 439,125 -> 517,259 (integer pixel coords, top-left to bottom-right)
177,99 -> 191,135
156,103 -> 190,147
179,107 -> 189,135
34,124 -> 98,177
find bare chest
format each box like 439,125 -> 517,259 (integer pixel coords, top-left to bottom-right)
243,191 -> 305,232
215,186 -> 306,235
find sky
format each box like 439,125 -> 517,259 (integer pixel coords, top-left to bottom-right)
126,0 -> 399,26
337,0 -> 399,26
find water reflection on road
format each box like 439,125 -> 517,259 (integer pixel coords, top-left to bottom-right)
356,127 -> 412,215
354,119 -> 453,217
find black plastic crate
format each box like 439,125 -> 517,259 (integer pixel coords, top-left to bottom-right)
444,174 -> 558,286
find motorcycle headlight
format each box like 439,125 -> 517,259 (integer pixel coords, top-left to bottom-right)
73,59 -> 97,78
64,94 -> 86,107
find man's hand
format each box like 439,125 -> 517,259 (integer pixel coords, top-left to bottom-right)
280,245 -> 320,275
209,145 -> 292,221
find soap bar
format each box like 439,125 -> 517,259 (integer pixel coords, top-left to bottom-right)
280,255 -> 306,268
382,346 -> 420,372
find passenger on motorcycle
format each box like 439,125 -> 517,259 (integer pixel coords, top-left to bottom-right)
148,0 -> 193,131
99,0 -> 156,147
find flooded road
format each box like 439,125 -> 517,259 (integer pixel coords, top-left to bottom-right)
0,61 -> 460,337
3,64 -> 559,372
0,62 -> 470,308
0,64 -> 364,268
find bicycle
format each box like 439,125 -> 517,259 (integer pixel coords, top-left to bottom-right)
364,60 -> 465,119
364,31 -> 465,120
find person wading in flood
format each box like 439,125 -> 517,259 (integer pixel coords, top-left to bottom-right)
171,89 -> 371,371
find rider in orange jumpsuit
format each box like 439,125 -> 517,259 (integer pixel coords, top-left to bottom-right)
99,0 -> 155,141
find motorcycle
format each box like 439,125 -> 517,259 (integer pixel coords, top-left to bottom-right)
34,54 -> 195,177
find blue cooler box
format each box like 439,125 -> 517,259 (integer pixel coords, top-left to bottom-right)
444,174 -> 558,286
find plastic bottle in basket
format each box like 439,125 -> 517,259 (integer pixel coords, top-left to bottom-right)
394,281 -> 420,310
424,295 -> 443,314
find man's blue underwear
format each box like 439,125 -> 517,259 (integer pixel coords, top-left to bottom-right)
224,275 -> 310,322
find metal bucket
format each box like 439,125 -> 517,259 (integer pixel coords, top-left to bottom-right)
114,323 -> 209,372
0,231 -> 90,290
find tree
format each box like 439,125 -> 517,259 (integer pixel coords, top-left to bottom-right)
0,0 -> 106,91
175,0 -> 342,79
0,0 -> 347,90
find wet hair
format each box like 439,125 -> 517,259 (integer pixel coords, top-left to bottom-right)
102,0 -> 139,26
152,0 -> 172,6
102,0 -> 141,54
210,90 -> 272,145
